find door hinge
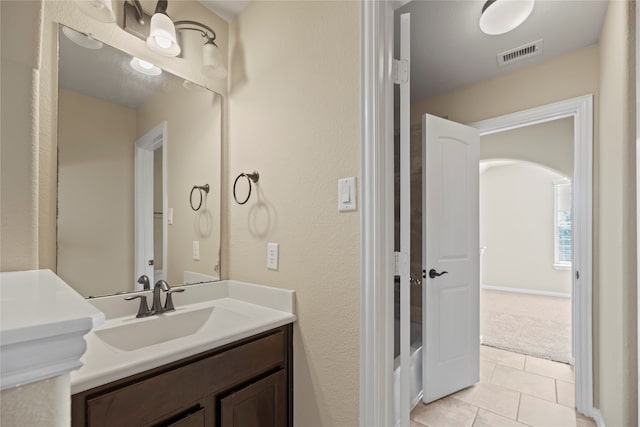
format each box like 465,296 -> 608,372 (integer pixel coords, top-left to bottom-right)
576,270 -> 580,280
393,59 -> 409,85
394,251 -> 409,276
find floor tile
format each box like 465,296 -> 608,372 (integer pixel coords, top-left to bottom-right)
491,365 -> 556,402
473,409 -> 529,427
556,379 -> 575,407
481,345 -> 526,370
525,355 -> 575,383
518,394 -> 577,427
453,382 -> 520,419
411,396 -> 478,427
480,359 -> 496,383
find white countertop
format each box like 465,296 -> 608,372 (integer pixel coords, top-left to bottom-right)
71,280 -> 296,394
0,269 -> 105,390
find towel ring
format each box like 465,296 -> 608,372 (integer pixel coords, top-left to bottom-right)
190,184 -> 210,211
233,172 -> 259,205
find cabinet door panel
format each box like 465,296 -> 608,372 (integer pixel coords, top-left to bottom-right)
220,370 -> 286,427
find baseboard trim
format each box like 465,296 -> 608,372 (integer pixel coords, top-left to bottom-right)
590,408 -> 605,427
481,284 -> 571,299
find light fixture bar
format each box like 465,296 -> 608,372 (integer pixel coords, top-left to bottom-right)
123,1 -> 152,40
174,20 -> 218,45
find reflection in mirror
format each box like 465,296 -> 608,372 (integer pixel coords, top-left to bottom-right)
57,25 -> 222,298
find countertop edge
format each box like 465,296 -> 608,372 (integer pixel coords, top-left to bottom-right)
0,270 -> 106,391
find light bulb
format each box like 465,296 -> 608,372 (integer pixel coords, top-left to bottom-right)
155,36 -> 172,49
130,57 -> 162,76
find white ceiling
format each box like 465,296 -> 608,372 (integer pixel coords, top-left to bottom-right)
396,0 -> 608,101
59,28 -> 169,109
198,0 -> 251,22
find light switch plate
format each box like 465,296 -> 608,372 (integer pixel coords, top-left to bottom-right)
267,243 -> 279,270
338,177 -> 357,212
167,208 -> 174,225
193,241 -> 200,261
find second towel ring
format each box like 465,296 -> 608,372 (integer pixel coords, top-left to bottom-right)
233,171 -> 259,205
190,184 -> 210,211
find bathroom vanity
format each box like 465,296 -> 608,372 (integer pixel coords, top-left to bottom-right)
72,325 -> 292,427
70,280 -> 296,427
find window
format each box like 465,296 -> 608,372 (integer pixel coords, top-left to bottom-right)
554,180 -> 572,268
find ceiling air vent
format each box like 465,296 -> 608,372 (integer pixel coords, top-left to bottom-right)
497,39 -> 543,67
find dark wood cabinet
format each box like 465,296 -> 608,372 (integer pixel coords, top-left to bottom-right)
72,325 -> 293,427
220,370 -> 286,427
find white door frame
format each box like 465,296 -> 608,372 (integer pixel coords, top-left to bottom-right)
359,1 -> 596,424
134,121 -> 167,289
471,95 -> 594,417
636,2 -> 640,423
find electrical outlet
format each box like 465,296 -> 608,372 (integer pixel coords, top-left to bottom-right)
267,243 -> 279,270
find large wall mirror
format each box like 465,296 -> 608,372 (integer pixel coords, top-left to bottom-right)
57,25 -> 222,298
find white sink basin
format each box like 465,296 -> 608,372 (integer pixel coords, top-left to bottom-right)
72,281 -> 296,394
95,306 -> 242,351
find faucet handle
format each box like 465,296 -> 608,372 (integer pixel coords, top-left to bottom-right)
125,294 -> 151,318
163,288 -> 185,312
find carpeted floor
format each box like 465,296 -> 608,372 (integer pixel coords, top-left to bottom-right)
480,289 -> 572,363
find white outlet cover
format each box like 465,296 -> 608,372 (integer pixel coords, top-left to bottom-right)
267,242 -> 279,270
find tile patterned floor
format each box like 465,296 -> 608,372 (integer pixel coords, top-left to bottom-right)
410,346 -> 597,427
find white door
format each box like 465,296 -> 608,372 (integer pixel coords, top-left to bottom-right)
134,122 -> 166,288
422,114 -> 480,403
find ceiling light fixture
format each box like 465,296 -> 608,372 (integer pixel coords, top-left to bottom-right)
123,0 -> 227,79
479,0 -> 535,36
61,26 -> 104,50
73,0 -> 116,23
130,57 -> 162,76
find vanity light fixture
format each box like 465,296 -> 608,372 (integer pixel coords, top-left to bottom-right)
73,0 -> 116,23
62,26 -> 104,50
479,0 -> 535,35
124,0 -> 228,79
130,57 -> 162,76
147,0 -> 181,57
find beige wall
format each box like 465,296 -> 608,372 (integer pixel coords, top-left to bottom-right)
138,81 -> 222,285
481,117 -> 574,177
0,375 -> 70,427
0,2 -> 68,424
1,0 -> 42,271
57,89 -> 137,297
597,1 -> 637,425
412,44 -> 600,126
480,162 -> 572,294
227,2 -> 360,425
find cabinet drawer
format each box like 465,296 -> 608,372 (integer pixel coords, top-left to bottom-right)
85,331 -> 285,427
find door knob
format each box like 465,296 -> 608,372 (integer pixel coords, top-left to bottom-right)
428,269 -> 448,279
